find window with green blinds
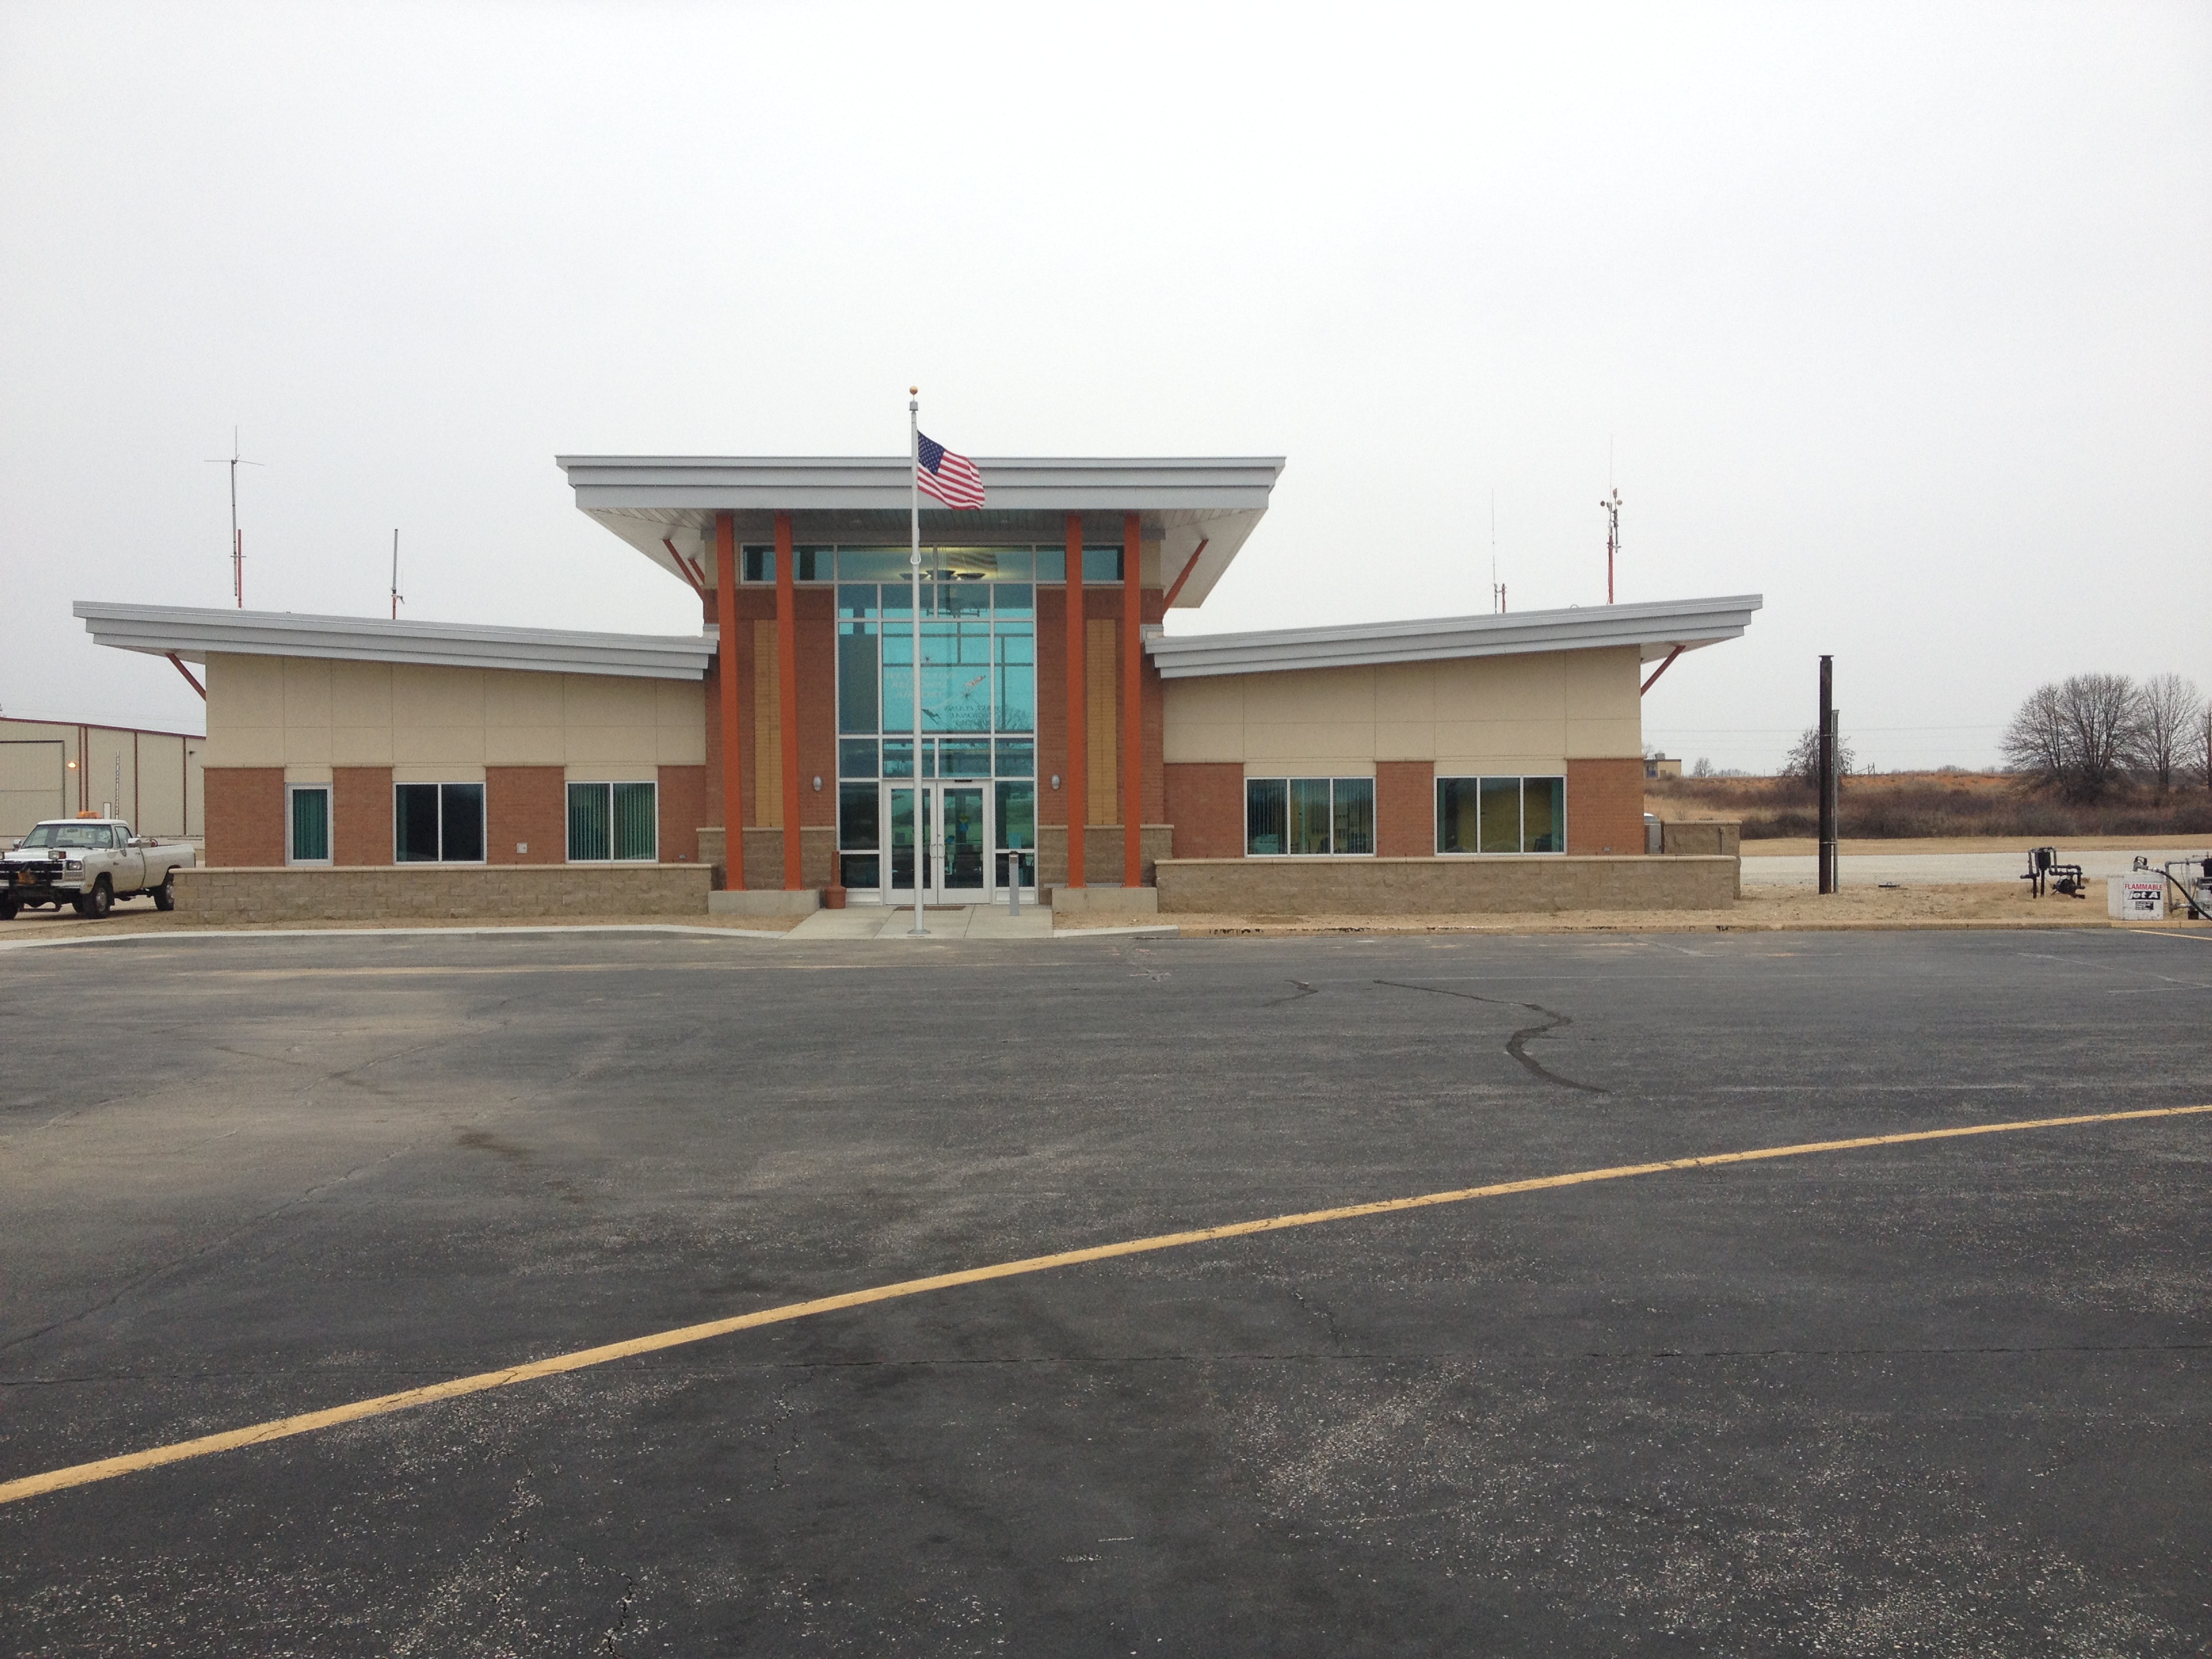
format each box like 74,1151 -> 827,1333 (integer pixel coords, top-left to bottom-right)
567,781 -> 657,862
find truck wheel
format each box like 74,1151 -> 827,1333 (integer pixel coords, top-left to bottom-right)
152,872 -> 176,912
85,877 -> 113,919
0,893 -> 17,921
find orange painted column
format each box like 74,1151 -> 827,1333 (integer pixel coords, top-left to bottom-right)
1063,512 -> 1086,888
714,513 -> 745,890
1122,512 -> 1143,887
775,512 -> 802,889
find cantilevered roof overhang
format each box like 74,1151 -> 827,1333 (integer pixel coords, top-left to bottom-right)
75,602 -> 713,680
554,455 -> 1286,609
1145,594 -> 1763,678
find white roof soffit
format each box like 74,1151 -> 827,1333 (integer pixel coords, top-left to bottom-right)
74,602 -> 714,681
554,455 -> 1286,610
1145,594 -> 1765,678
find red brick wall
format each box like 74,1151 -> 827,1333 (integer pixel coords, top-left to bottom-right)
487,766 -> 565,864
658,764 -> 705,865
1165,762 -> 1244,858
1376,760 -> 1434,856
1566,756 -> 1645,854
333,766 -> 393,865
205,766 -> 283,866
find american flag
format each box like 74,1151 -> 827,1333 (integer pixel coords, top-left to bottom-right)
916,433 -> 986,509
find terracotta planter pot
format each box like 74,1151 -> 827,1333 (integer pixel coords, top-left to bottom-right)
825,884 -> 847,910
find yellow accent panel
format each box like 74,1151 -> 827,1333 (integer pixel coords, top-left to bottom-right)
483,727 -> 567,765
754,621 -> 783,829
1086,619 -> 1118,824
1565,717 -> 1644,760
331,727 -> 397,766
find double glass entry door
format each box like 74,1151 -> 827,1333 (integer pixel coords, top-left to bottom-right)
884,782 -> 1035,905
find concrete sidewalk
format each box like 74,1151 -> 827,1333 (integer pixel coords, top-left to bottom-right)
783,903 -> 1057,941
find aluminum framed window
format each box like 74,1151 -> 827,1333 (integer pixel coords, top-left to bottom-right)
1435,775 -> 1566,854
1244,777 -> 1375,856
394,782 -> 485,863
286,784 -> 331,865
566,781 -> 657,862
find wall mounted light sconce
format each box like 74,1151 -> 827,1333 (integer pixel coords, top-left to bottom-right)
812,775 -> 822,792
1050,775 -> 1061,790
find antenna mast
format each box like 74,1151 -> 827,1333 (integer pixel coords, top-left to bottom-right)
203,428 -> 263,608
1599,488 -> 1620,605
391,529 -> 403,619
1490,491 -> 1505,614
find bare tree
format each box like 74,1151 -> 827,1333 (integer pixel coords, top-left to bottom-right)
2001,673 -> 2142,800
2197,701 -> 2212,792
1783,726 -> 1856,788
2133,673 -> 2204,791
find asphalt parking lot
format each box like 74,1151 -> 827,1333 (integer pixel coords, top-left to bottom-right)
2,926 -> 2207,1656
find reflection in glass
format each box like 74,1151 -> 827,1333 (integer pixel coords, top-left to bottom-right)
887,787 -> 928,891
1479,777 -> 1521,853
1332,778 -> 1375,856
995,626 -> 1035,732
395,783 -> 441,861
835,548 -> 911,582
1246,778 -> 1287,855
994,739 -> 1034,777
941,787 -> 987,890
439,783 -> 485,863
997,781 -> 1036,888
1523,776 -> 1565,853
1288,779 -> 1332,855
1436,777 -> 1479,853
939,739 -> 992,778
881,739 -> 935,779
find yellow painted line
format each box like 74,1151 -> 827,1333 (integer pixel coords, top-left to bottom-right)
4,1102 -> 2207,1509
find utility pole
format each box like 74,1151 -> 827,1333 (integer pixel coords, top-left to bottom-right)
204,429 -> 262,609
390,529 -> 403,619
1599,489 -> 1621,605
1818,655 -> 1839,895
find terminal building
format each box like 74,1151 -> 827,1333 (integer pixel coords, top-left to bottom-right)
75,453 -> 1759,917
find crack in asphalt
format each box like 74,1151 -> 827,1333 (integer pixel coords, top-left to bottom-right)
1374,979 -> 1609,1093
1264,979 -> 1317,1007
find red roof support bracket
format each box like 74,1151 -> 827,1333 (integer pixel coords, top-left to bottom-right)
663,537 -> 708,598
1639,644 -> 1684,696
1161,537 -> 1209,609
166,653 -> 207,700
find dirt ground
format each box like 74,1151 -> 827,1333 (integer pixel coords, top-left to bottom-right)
0,906 -> 808,942
1742,835 -> 2212,857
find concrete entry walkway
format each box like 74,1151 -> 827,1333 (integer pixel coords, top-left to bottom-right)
782,904 -> 1054,942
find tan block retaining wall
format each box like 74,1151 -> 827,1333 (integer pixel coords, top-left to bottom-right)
175,864 -> 712,922
1153,855 -> 1738,914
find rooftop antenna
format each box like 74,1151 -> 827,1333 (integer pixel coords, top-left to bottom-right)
1600,487 -> 1621,605
1490,490 -> 1506,614
390,529 -> 403,620
203,428 -> 263,608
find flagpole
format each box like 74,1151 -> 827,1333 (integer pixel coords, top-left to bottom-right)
907,389 -> 928,936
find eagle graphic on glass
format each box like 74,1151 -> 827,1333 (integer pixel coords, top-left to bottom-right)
882,623 -> 996,733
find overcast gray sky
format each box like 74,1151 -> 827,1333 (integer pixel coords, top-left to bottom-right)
3,1 -> 2205,771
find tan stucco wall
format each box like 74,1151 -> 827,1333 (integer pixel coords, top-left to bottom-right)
1160,647 -> 1643,775
200,655 -> 705,773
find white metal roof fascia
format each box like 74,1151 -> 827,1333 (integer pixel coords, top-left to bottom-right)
557,456 -> 1285,605
1145,595 -> 1764,678
74,602 -> 713,681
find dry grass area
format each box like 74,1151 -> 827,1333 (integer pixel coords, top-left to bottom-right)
1650,771 -> 2212,841
1743,834 -> 2212,857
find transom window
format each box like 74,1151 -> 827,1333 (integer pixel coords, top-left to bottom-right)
1245,777 -> 1376,856
1436,775 -> 1565,854
739,544 -> 1122,585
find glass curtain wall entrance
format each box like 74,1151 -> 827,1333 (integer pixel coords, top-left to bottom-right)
815,546 -> 1052,905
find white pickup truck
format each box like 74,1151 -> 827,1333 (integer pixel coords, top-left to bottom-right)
2,819 -> 197,920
